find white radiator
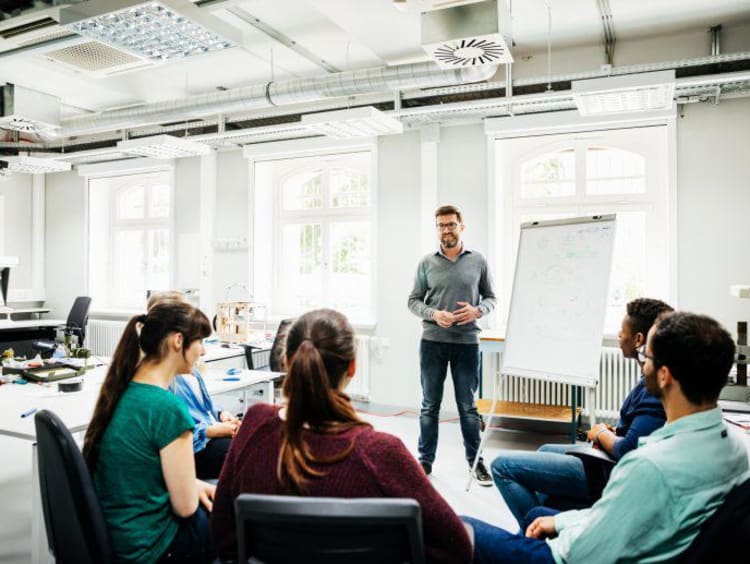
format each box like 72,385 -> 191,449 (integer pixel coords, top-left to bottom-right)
88,320 -> 127,357
495,346 -> 641,422
348,335 -> 371,401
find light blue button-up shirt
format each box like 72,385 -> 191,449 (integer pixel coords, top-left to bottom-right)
548,407 -> 749,563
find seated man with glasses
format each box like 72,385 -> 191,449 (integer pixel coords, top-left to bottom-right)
490,298 -> 672,526
465,311 -> 749,563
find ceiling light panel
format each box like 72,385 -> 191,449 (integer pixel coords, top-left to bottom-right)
117,134 -> 211,158
61,0 -> 238,62
301,107 -> 404,139
573,71 -> 676,117
2,156 -> 72,174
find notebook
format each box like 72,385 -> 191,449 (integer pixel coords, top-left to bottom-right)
719,399 -> 750,413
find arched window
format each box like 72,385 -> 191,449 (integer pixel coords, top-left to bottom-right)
259,151 -> 374,322
495,126 -> 670,334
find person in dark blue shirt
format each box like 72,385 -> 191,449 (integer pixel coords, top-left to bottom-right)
490,298 -> 672,526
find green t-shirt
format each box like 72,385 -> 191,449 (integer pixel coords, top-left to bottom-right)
94,382 -> 195,563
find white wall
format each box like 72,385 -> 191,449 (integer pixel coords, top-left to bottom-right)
45,169 -> 85,317
676,96 -> 750,333
0,173 -> 33,292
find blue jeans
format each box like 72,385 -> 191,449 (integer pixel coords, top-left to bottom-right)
159,506 -> 216,563
418,339 -> 482,465
491,443 -> 590,527
462,511 -> 556,564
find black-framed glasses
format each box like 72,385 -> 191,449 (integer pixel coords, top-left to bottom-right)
636,344 -> 655,364
436,222 -> 459,231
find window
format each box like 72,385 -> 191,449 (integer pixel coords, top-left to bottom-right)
88,171 -> 172,310
495,126 -> 670,334
253,151 -> 375,323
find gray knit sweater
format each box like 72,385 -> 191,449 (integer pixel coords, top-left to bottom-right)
407,247 -> 496,344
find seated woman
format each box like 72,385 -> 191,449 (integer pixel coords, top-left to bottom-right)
83,302 -> 216,563
148,291 -> 240,480
211,309 -> 472,563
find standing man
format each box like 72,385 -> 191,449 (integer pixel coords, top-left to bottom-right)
408,205 -> 496,485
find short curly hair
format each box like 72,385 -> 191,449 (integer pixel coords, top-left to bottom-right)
626,298 -> 673,336
651,312 -> 734,405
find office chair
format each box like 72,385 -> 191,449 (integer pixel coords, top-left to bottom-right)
65,296 -> 93,347
34,410 -> 114,564
242,318 -> 293,371
234,494 -> 425,564
677,477 -> 750,563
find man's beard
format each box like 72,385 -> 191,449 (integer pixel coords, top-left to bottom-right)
442,235 -> 458,248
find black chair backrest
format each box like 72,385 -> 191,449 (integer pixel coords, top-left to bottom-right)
235,494 -> 425,564
677,477 -> 750,563
34,410 -> 114,564
565,445 -> 616,502
66,296 -> 92,346
269,318 -> 294,373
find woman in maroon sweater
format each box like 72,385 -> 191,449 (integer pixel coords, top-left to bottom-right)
211,309 -> 472,563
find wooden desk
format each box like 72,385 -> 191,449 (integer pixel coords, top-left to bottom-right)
0,363 -> 280,564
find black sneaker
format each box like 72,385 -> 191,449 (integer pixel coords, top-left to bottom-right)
473,461 -> 493,487
420,461 -> 432,476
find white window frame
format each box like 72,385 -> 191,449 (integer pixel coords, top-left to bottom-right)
245,138 -> 378,327
485,110 -> 678,336
81,159 -> 175,314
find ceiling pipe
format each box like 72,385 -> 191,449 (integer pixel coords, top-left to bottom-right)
60,62 -> 498,137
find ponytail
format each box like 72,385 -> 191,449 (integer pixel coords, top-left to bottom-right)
82,315 -> 142,469
82,302 -> 211,470
277,310 -> 370,493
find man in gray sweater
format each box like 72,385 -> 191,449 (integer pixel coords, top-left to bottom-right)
408,204 -> 497,485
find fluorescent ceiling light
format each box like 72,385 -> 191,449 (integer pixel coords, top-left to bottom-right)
117,134 -> 211,159
2,156 -> 72,174
301,107 -> 404,139
61,0 -> 238,62
573,71 -> 675,117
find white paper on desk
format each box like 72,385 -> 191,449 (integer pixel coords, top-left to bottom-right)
724,412 -> 750,431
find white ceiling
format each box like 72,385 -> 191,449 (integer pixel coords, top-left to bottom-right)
0,0 -> 748,118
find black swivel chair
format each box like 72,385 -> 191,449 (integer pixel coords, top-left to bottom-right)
677,477 -> 750,563
234,494 -> 425,564
565,445 -> 616,502
34,410 -> 114,564
242,318 -> 294,371
65,296 -> 93,347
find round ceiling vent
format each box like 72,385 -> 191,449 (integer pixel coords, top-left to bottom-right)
433,37 -> 508,67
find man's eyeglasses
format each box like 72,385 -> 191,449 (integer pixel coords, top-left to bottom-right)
436,222 -> 459,231
636,344 -> 655,364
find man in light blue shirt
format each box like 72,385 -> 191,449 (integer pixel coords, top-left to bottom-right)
464,311 -> 750,563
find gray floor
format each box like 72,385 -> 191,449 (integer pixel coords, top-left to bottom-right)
0,410 -> 567,564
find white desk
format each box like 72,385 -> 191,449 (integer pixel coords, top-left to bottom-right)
0,363 -> 281,564
0,319 -> 64,332
1,308 -> 51,321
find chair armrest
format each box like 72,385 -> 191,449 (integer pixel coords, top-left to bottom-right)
565,445 -> 616,502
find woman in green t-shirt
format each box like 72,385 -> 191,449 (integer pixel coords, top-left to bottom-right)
83,301 -> 216,563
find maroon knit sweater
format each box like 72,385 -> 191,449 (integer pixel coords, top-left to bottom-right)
211,403 -> 472,563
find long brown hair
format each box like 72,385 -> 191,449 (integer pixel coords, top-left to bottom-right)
82,302 -> 211,470
278,309 -> 370,493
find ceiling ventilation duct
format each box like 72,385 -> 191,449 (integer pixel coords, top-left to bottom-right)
421,0 -> 512,68
0,83 -> 60,136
